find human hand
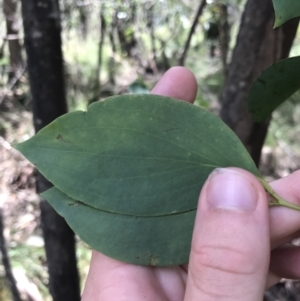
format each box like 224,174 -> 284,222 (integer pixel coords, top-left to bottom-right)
81,67 -> 300,301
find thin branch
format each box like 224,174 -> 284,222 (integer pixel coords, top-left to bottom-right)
0,209 -> 22,301
92,4 -> 106,103
0,65 -> 26,105
178,0 -> 207,66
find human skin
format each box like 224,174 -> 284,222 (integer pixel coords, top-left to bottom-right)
81,67 -> 300,301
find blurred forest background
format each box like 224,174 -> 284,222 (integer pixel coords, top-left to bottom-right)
0,0 -> 300,300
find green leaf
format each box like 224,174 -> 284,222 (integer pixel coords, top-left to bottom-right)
16,94 -> 261,265
248,57 -> 300,122
16,94 -> 259,217
272,0 -> 300,27
42,187 -> 196,266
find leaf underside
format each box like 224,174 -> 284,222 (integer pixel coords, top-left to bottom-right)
43,187 -> 196,266
16,94 -> 259,265
272,0 -> 300,27
248,57 -> 300,122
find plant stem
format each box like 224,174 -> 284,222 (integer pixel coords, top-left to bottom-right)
258,177 -> 300,211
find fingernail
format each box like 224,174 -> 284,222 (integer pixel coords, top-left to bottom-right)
207,169 -> 258,212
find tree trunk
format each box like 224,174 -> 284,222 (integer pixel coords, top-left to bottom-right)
21,1 -> 81,300
220,0 -> 298,165
116,1 -> 137,58
3,0 -> 23,81
217,3 -> 230,77
146,3 -> 157,64
78,3 -> 88,39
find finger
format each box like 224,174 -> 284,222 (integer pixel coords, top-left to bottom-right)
269,170 -> 300,248
266,244 -> 300,288
82,251 -> 166,301
151,66 -> 198,102
184,168 -> 270,301
266,230 -> 300,288
267,245 -> 300,287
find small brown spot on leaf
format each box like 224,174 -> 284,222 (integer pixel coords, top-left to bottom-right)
68,201 -> 81,207
258,79 -> 266,86
56,134 -> 72,144
56,134 -> 62,140
145,252 -> 159,266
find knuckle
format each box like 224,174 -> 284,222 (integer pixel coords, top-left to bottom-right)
191,244 -> 258,277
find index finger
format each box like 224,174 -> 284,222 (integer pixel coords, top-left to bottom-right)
151,66 -> 198,103
269,170 -> 300,248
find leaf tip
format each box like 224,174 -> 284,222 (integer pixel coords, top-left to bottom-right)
13,141 -> 25,154
273,21 -> 281,28
12,142 -> 19,150
41,189 -> 52,200
273,11 -> 284,28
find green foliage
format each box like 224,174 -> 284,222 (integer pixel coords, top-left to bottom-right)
43,187 -> 196,266
272,0 -> 300,27
15,94 -> 299,266
248,57 -> 300,122
15,94 -> 260,215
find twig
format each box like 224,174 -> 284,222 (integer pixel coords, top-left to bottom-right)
178,0 -> 207,66
0,65 -> 27,105
0,209 -> 22,301
92,5 -> 106,103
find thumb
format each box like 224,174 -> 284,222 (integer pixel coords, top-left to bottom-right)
184,168 -> 270,301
